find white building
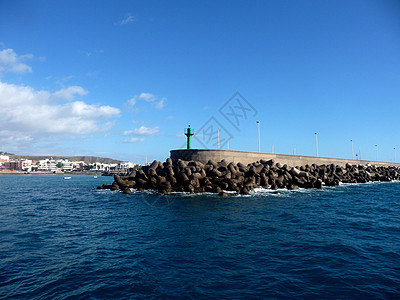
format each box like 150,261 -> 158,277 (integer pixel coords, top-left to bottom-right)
21,159 -> 32,172
57,159 -> 85,172
119,161 -> 135,169
0,155 -> 10,162
37,159 -> 57,172
92,162 -> 111,171
71,161 -> 85,170
61,160 -> 74,172
0,155 -> 7,170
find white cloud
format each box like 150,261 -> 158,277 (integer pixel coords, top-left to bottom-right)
175,132 -> 185,137
155,98 -> 166,109
0,48 -> 34,74
0,81 -> 120,148
123,126 -> 160,136
84,49 -> 104,57
116,13 -> 135,25
128,92 -> 166,110
123,137 -> 145,143
53,86 -> 88,101
70,101 -> 120,119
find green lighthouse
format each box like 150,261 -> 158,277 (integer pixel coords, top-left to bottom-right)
185,125 -> 194,149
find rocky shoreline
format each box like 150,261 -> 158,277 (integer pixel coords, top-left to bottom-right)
97,158 -> 400,196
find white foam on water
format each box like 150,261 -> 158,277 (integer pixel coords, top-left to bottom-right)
97,180 -> 400,198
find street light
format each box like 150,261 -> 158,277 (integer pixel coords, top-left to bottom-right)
394,147 -> 396,163
315,133 -> 318,157
257,121 -> 260,153
350,139 -> 354,160
217,129 -> 220,149
375,145 -> 378,161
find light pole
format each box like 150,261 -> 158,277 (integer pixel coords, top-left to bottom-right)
350,139 -> 354,160
375,144 -> 378,161
217,129 -> 220,149
315,133 -> 318,157
257,121 -> 260,153
394,147 -> 396,163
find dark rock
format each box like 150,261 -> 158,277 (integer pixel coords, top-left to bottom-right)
177,159 -> 188,170
315,179 -> 323,189
212,185 -> 222,194
207,160 -> 217,167
149,160 -> 158,170
165,157 -> 173,167
237,162 -> 246,169
266,159 -> 275,167
240,187 -> 250,195
217,160 -> 228,168
114,175 -> 128,189
122,188 -> 132,194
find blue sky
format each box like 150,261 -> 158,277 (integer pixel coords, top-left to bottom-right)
0,0 -> 399,163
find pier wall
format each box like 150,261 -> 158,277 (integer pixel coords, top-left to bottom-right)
170,149 -> 400,168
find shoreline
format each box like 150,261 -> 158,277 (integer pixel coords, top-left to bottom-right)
0,171 -> 103,175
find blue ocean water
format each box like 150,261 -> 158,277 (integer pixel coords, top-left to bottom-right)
0,175 -> 399,299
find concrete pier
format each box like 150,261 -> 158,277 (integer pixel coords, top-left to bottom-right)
170,149 -> 400,168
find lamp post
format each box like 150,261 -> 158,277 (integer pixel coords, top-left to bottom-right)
350,139 -> 354,160
217,129 -> 220,149
394,147 -> 396,163
375,145 -> 378,161
257,121 -> 260,152
315,133 -> 318,157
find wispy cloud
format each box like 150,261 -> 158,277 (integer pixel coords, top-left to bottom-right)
116,13 -> 135,25
123,137 -> 145,143
127,92 -> 166,110
123,126 -> 160,136
0,48 -> 34,74
46,75 -> 76,86
84,49 -> 104,57
53,86 -> 88,101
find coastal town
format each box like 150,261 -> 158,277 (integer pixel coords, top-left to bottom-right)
0,153 -> 136,174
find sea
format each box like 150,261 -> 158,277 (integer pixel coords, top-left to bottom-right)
0,175 -> 399,299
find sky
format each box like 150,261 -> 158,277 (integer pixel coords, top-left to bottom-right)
0,0 -> 399,163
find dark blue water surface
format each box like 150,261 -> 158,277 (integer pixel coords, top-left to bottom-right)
1,175 -> 400,299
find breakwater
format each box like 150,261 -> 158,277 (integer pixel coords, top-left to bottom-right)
98,157 -> 400,195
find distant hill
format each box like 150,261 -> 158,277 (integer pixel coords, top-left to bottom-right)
8,155 -> 122,164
